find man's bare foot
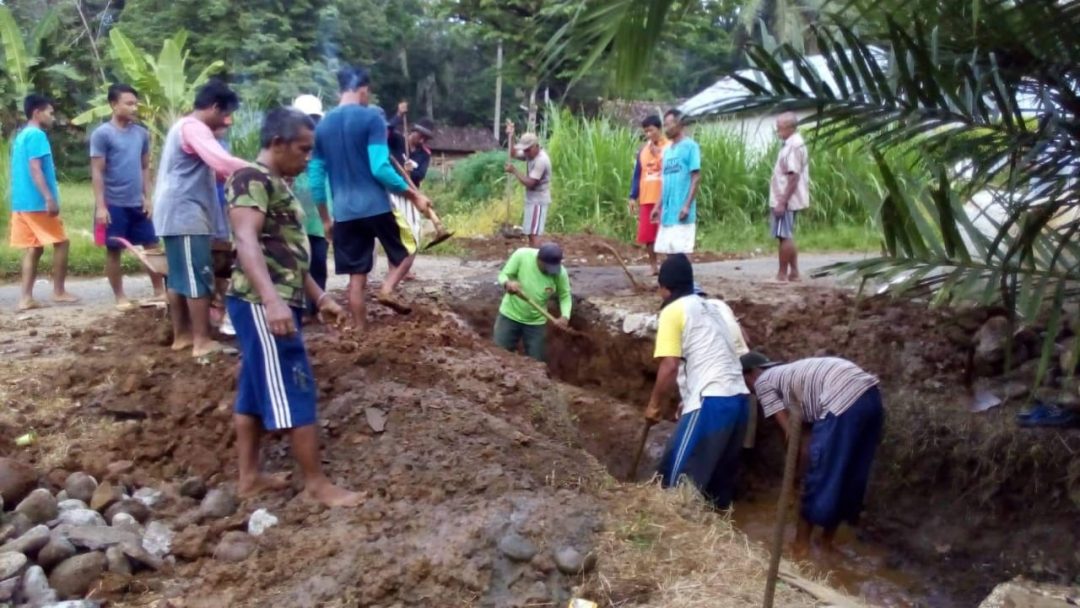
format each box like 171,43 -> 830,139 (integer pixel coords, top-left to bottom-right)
303,480 -> 364,508
402,272 -> 418,282
375,292 -> 412,315
16,299 -> 45,311
115,297 -> 137,312
238,472 -> 292,499
170,336 -> 194,351
52,292 -> 80,304
788,273 -> 802,282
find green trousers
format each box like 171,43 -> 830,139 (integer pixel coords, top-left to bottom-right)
493,313 -> 547,361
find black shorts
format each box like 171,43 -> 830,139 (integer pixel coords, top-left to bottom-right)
333,212 -> 416,275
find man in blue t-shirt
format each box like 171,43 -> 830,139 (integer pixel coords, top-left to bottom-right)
311,66 -> 432,330
9,94 -> 78,310
654,109 -> 701,257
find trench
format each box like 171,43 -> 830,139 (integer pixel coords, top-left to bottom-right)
442,282 -> 1007,608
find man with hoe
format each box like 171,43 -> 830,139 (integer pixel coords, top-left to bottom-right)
226,106 -> 361,507
628,114 -> 669,275
90,83 -> 165,311
741,352 -> 884,555
769,112 -> 810,282
505,121 -> 553,248
654,110 -> 701,257
494,243 -> 572,362
645,254 -> 749,509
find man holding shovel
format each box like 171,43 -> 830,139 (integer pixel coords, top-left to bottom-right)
494,243 -> 572,362
505,122 -> 552,248
645,254 -> 749,509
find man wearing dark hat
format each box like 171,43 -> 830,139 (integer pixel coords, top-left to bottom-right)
645,254 -> 749,508
404,119 -> 435,187
741,352 -> 884,556
494,243 -> 571,361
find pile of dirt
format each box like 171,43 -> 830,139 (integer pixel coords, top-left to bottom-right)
450,233 -> 736,266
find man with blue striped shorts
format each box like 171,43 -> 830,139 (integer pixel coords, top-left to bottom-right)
645,254 -> 750,508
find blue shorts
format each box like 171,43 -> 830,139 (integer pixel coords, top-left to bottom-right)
770,209 -> 798,240
228,297 -> 317,431
96,205 -> 158,251
164,235 -> 213,299
658,394 -> 749,509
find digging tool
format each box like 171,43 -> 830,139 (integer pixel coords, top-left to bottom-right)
598,242 -> 645,291
109,236 -> 166,277
390,157 -> 455,250
627,419 -> 655,480
498,121 -> 516,238
763,403 -> 804,608
513,291 -> 582,336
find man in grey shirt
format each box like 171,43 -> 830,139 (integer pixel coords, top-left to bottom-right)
91,83 -> 164,311
505,121 -> 552,248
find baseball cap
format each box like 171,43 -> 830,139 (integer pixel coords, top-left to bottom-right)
741,351 -> 781,372
411,119 -> 435,139
292,94 -> 324,118
515,133 -> 540,153
537,242 -> 564,276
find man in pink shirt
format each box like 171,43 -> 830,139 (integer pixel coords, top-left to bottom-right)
152,80 -> 249,357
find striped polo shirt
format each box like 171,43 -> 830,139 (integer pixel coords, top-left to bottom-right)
754,357 -> 878,421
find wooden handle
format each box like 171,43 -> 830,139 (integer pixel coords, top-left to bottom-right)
629,420 -> 654,480
599,243 -> 642,290
513,291 -> 578,334
391,157 -> 444,227
763,405 -> 803,608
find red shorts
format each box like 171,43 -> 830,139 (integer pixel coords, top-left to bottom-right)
637,203 -> 659,245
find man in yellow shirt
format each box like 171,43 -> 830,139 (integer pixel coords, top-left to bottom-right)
645,254 -> 750,508
494,243 -> 572,361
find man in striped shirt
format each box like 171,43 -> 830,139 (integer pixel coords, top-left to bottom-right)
741,353 -> 884,556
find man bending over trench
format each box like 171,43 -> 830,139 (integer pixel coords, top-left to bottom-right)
495,243 -> 572,362
226,107 -> 361,507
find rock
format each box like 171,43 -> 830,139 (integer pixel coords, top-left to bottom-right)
48,552 -> 106,599
0,458 -> 38,505
62,474 -> 97,505
103,500 -> 150,525
56,509 -> 106,528
62,526 -> 140,551
497,532 -> 538,562
0,552 -> 28,580
6,513 -> 34,538
88,482 -> 122,514
553,546 -> 596,575
109,512 -> 139,530
141,522 -> 173,559
105,546 -> 130,576
104,461 -> 134,479
178,477 -> 207,500
979,578 -> 1079,607
0,575 -> 17,601
247,509 -> 279,537
37,535 -> 77,571
171,525 -> 210,561
119,541 -> 162,571
54,491 -> 68,503
131,488 -> 163,509
0,525 -> 50,556
199,488 -> 238,519
20,565 -> 57,605
40,601 -> 100,608
57,499 -> 88,512
15,489 -> 59,525
212,531 -> 256,563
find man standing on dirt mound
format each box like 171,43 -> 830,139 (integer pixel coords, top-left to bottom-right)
769,112 -> 810,282
311,66 -> 433,329
505,121 -> 553,248
741,352 -> 883,556
152,80 -> 249,357
645,254 -> 749,509
628,114 -> 669,276
653,110 -> 701,258
495,243 -> 572,362
226,107 -> 362,507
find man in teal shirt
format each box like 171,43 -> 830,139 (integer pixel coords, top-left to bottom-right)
495,243 -> 572,361
291,94 -> 332,317
653,109 -> 701,256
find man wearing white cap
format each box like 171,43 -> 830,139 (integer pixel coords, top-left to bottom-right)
505,121 -> 552,248
291,94 -> 333,316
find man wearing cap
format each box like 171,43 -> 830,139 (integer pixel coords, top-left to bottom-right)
404,119 -> 435,187
645,254 -> 749,508
494,243 -> 571,361
741,353 -> 884,555
291,94 -> 333,316
505,121 -> 552,248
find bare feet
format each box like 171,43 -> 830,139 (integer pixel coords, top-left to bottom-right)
192,340 -> 236,358
115,297 -> 137,312
303,479 -> 364,508
774,273 -> 789,282
787,273 -> 802,282
375,292 -> 412,315
16,299 -> 45,311
170,335 -> 194,351
238,472 -> 292,499
52,292 -> 80,304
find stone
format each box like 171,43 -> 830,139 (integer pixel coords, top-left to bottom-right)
0,525 -> 49,556
110,512 -> 139,530
89,482 -> 122,514
171,525 -> 210,561
497,533 -> 538,562
0,552 -> 28,580
0,458 -> 38,505
119,542 -> 162,571
62,474 -> 97,505
553,546 -> 596,575
104,500 -> 150,525
15,489 -> 59,525
21,565 -> 58,605
56,509 -> 106,528
57,499 -> 89,512
105,546 -> 130,576
37,535 -> 77,571
247,509 -> 279,537
6,513 -> 34,539
54,491 -> 68,503
212,531 -> 256,563
199,488 -> 238,519
48,552 -> 106,600
41,601 -> 101,608
0,575 -> 17,601
178,477 -> 207,500
141,522 -> 173,559
131,488 -> 163,509
62,526 -> 140,551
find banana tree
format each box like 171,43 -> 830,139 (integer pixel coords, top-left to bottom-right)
0,5 -> 83,115
72,29 -> 225,143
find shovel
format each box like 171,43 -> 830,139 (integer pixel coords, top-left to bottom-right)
109,236 -> 166,277
598,243 -> 646,291
390,158 -> 454,250
498,121 -> 516,239
627,420 -> 654,480
513,291 -> 583,336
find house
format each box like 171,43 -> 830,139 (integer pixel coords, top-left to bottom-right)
426,126 -> 500,158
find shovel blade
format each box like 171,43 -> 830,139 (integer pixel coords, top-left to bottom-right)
423,231 -> 455,251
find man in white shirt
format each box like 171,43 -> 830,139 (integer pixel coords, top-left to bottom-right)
769,112 -> 810,282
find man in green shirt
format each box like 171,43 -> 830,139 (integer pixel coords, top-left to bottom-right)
495,243 -> 572,361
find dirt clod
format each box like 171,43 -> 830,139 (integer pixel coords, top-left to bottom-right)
0,458 -> 38,505
213,531 -> 256,563
89,482 -> 122,513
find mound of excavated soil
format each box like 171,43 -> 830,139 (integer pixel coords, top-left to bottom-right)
449,233 -> 737,266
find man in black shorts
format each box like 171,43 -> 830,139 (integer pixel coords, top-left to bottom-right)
311,66 -> 432,330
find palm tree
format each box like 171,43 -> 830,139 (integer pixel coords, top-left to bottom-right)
549,0 -> 1080,382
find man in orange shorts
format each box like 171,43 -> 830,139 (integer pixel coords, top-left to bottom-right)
628,114 -> 668,276
9,94 -> 78,310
